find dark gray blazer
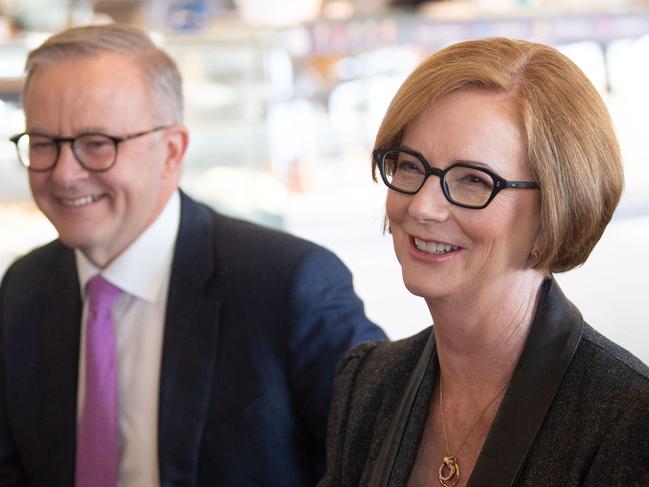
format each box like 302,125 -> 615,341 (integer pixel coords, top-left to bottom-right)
320,278 -> 649,486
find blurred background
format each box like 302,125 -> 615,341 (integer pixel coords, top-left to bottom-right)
0,0 -> 647,363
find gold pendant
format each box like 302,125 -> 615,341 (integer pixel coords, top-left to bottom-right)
438,455 -> 460,487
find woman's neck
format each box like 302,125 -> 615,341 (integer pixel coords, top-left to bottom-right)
429,270 -> 545,397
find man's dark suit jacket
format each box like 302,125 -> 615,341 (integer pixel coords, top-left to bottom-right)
0,191 -> 386,486
320,278 -> 649,486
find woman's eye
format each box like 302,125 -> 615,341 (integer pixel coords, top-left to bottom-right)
447,167 -> 494,192
461,175 -> 490,186
397,160 -> 423,173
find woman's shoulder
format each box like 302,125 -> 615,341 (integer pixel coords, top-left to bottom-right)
339,326 -> 433,384
543,324 -> 649,484
578,324 -> 649,389
554,323 -> 649,438
331,326 -> 434,424
321,327 -> 435,486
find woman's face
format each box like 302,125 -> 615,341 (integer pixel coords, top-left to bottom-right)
386,90 -> 541,303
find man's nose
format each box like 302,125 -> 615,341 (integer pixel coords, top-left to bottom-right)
407,176 -> 451,223
50,141 -> 89,187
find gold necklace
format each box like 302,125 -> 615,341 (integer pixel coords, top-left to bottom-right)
438,375 -> 510,487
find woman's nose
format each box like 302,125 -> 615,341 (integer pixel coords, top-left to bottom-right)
407,176 -> 450,223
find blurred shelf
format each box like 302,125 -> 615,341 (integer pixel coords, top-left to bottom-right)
0,78 -> 23,100
2,6 -> 649,199
273,7 -> 649,56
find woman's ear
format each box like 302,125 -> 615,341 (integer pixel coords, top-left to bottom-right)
383,215 -> 392,234
528,231 -> 543,265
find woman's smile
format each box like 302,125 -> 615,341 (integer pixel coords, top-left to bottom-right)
409,236 -> 462,262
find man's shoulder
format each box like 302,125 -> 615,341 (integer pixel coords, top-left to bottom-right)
1,239 -> 74,312
3,239 -> 71,281
213,209 -> 319,251
186,196 -> 334,264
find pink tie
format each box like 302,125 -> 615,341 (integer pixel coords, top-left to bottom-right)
75,274 -> 121,487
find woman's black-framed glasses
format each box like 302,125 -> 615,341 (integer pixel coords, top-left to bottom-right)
9,126 -> 170,173
374,148 -> 540,209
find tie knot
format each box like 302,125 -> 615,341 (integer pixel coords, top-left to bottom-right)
86,274 -> 121,312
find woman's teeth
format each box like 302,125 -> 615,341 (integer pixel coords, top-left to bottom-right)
414,237 -> 459,254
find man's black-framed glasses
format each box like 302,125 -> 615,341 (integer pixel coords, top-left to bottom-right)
9,126 -> 170,173
374,148 -> 540,210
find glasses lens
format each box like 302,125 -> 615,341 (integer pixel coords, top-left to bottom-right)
17,134 -> 57,170
73,134 -> 116,170
445,165 -> 494,207
381,150 -> 426,193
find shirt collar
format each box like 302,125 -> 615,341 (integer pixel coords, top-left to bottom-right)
76,190 -> 181,302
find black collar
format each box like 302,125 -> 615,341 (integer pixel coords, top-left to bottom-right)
368,278 -> 584,487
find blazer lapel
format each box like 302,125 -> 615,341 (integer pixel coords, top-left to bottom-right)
368,329 -> 437,486
370,279 -> 583,487
158,193 -> 221,485
40,246 -> 82,486
468,278 -> 584,487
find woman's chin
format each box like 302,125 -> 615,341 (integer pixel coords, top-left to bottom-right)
403,280 -> 453,302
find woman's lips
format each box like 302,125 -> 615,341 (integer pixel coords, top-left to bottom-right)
408,236 -> 462,261
413,237 -> 459,254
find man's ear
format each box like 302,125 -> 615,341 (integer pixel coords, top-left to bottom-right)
162,123 -> 189,178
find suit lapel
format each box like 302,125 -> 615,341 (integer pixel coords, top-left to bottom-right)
40,246 -> 82,486
158,193 -> 221,484
468,278 -> 584,487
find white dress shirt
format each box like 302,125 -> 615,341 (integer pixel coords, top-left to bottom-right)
76,190 -> 180,487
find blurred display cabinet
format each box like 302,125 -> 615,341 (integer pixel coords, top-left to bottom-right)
169,6 -> 649,214
1,6 -> 649,218
0,37 -> 36,203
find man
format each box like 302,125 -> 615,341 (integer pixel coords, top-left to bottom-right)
0,23 -> 386,486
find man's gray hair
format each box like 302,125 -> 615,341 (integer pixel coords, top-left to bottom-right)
24,23 -> 183,123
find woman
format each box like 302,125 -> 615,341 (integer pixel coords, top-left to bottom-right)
319,38 -> 649,486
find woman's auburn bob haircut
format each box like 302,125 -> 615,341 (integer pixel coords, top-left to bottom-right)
373,37 -> 624,273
